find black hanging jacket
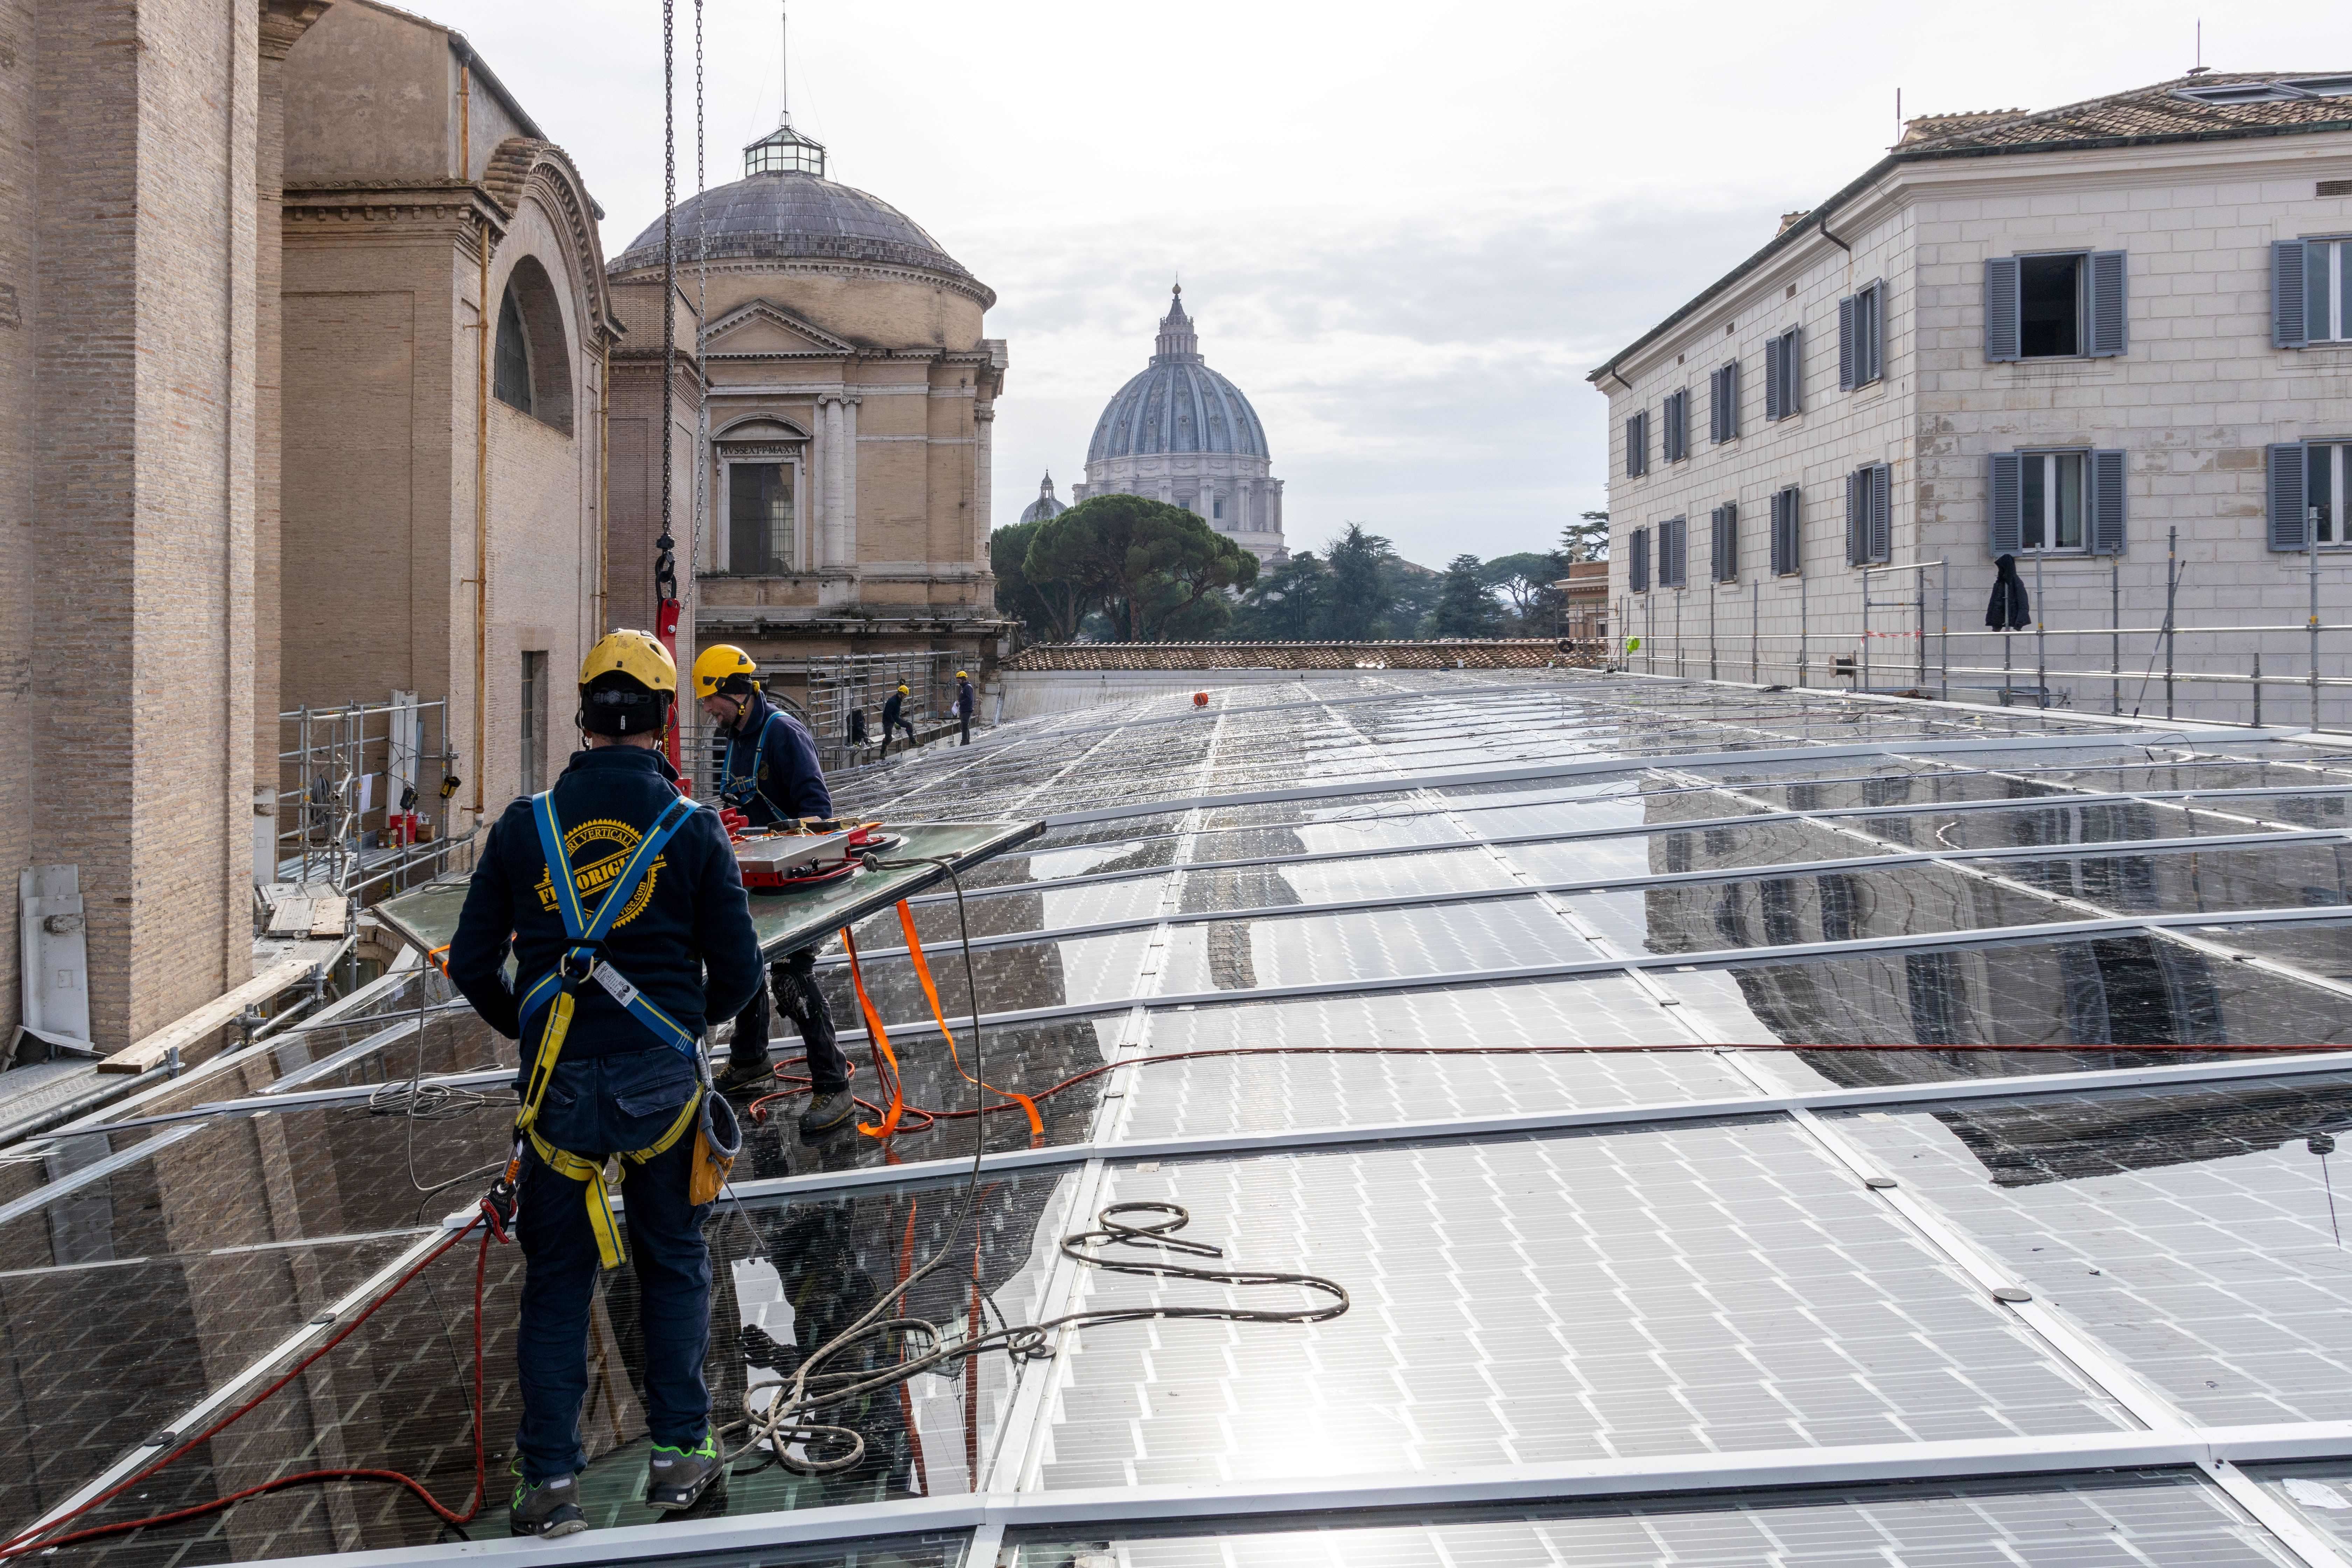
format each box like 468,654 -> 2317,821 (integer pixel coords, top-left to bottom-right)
1986,554 -> 2032,632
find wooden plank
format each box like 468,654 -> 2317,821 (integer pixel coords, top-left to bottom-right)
307,901 -> 347,938
266,899 -> 314,937
101,954 -> 323,1074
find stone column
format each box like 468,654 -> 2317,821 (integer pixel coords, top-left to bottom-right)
973,405 -> 995,563
819,394 -> 842,568
841,393 -> 859,569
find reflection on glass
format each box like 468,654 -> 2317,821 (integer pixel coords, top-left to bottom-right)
2021,452 -> 2084,551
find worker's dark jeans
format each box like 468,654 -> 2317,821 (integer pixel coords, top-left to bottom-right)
729,948 -> 850,1091
514,1047 -> 710,1482
958,713 -> 971,745
878,718 -> 916,758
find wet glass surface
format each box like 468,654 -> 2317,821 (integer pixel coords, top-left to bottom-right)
35,1169 -> 1073,1562
1565,863 -> 2074,957
1831,1073 -> 2352,1426
1507,816 -> 1870,886
1155,898 -> 1591,996
1175,847 -> 1518,912
2194,918 -> 2352,982
1032,1124 -> 2134,1492
1113,978 -> 1756,1141
1011,1472 -> 2291,1567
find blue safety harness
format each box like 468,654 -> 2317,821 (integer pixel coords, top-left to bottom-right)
718,708 -> 786,817
503,787 -> 707,1268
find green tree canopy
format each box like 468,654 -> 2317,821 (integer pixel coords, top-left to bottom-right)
1232,551 -> 1326,638
1321,524 -> 1398,641
989,519 -> 1058,641
1426,553 -> 1504,638
1479,552 -> 1562,618
1562,510 -> 1610,562
1020,493 -> 1259,642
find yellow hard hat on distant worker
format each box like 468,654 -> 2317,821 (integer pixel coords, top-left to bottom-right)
692,643 -> 760,699
957,670 -> 969,679
579,629 -> 676,693
897,682 -> 910,693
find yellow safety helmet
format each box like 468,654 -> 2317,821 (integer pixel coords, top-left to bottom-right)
897,682 -> 910,694
579,629 -> 676,693
693,643 -> 760,699
956,670 -> 969,679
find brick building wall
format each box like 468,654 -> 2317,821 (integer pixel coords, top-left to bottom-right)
1600,114 -> 2352,721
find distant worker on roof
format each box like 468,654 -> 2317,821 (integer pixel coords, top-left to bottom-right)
954,669 -> 976,746
448,630 -> 761,1536
879,680 -> 916,759
692,644 -> 857,1134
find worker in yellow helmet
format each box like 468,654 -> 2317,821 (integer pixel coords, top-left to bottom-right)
690,644 -> 854,1134
953,668 -> 978,746
878,681 -> 916,759
446,630 -> 760,1533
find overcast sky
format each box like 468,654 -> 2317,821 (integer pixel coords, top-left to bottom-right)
398,0 -> 2337,569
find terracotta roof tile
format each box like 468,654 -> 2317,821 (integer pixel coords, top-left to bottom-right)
1899,74 -> 2352,153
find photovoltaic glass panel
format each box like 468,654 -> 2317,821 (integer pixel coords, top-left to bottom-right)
1156,899 -> 1592,996
1564,863 -> 2073,958
1830,1073 -> 2352,1426
1011,1471 -> 2293,1567
1032,1124 -> 2134,1492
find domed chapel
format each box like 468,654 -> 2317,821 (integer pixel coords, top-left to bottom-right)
604,108 -> 1009,680
1074,286 -> 1287,563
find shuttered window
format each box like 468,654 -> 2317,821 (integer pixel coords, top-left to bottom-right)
1986,449 -> 2126,555
1625,411 -> 1649,477
2269,441 -> 2352,549
1662,390 -> 1689,463
1844,463 -> 1890,565
1770,485 -> 1801,575
1763,327 -> 1800,420
1984,252 -> 2126,360
1658,518 -> 1687,587
1838,281 -> 1884,390
1709,362 -> 1740,442
1629,526 -> 1651,590
2281,238 -> 2352,346
1710,502 -> 1738,582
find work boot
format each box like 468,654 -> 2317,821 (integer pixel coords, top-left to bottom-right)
509,1462 -> 588,1538
799,1086 -> 857,1138
712,1057 -> 775,1099
645,1432 -> 727,1512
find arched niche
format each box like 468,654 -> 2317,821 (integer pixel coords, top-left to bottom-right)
493,254 -> 574,434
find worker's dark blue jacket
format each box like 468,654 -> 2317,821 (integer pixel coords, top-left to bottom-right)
882,692 -> 906,729
954,679 -> 975,718
447,746 -> 763,1060
717,692 -> 831,827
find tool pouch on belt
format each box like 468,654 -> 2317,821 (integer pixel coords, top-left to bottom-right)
690,1086 -> 741,1207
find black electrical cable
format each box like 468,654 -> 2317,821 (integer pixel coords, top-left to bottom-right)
720,855 -> 1349,1476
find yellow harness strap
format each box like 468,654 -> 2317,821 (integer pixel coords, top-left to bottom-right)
524,1085 -> 704,1269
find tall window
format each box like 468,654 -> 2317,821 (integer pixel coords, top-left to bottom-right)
1770,485 -> 1801,576
1625,411 -> 1649,477
1629,527 -> 1651,592
1991,450 -> 2125,556
1764,328 -> 1801,419
2274,441 -> 2352,546
1662,389 -> 1689,463
2314,443 -> 2351,544
1838,281 -> 1884,390
494,290 -> 533,414
728,462 -> 793,575
1658,517 -> 1688,587
520,651 -> 549,794
1985,252 -> 2127,360
1709,362 -> 1740,443
2308,240 -> 2350,343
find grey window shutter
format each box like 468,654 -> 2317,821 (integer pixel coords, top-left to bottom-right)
1988,452 -> 2023,555
1721,362 -> 1738,440
1784,328 -> 1802,413
1838,296 -> 1857,390
1665,519 -> 1684,586
2275,241 -> 2310,349
1764,338 -> 1783,420
1631,527 -> 1649,590
1674,519 -> 1688,585
2269,443 -> 2310,550
2088,449 -> 2126,554
1862,286 -> 1883,383
1626,412 -> 1646,476
1984,257 -> 2022,362
2086,252 -> 2127,357
1868,465 -> 1891,562
1712,503 -> 1735,580
1780,487 -> 1801,575
1844,470 -> 1863,563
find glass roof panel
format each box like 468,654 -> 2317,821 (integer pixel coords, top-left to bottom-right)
1176,847 -> 1518,911
1564,862 -> 2074,957
1010,1472 -> 2289,1568
1033,1125 -> 2134,1492
2193,917 -> 2352,981
1829,1072 -> 2352,1425
37,1169 -> 1073,1561
1154,899 -> 1594,996
1654,932 -> 2352,1087
1114,978 -> 1756,1141
1507,817 -> 1892,886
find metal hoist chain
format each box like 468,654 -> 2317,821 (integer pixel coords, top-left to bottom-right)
655,0 -> 678,615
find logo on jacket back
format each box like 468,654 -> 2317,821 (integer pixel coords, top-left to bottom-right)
532,817 -> 667,926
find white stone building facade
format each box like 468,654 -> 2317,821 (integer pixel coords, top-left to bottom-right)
1592,74 -> 2352,723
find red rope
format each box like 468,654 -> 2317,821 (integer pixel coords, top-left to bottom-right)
743,1040 -> 2323,1137
0,1222 -> 499,1561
